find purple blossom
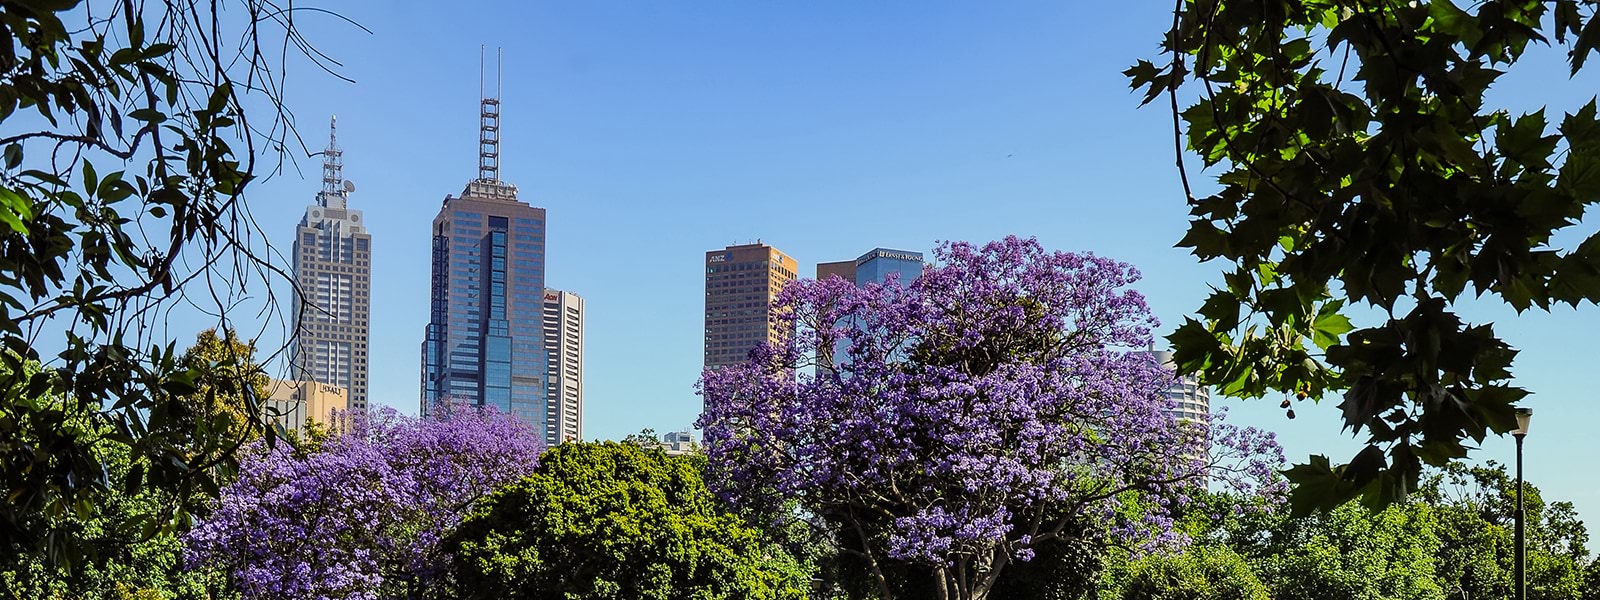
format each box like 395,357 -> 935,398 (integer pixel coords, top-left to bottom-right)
184,403 -> 544,600
697,236 -> 1283,598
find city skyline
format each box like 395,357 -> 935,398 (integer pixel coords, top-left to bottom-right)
218,2 -> 1600,530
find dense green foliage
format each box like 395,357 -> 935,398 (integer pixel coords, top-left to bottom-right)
1421,462 -> 1591,600
1132,0 -> 1600,511
1112,546 -> 1269,600
0,0 -> 307,569
447,442 -> 810,600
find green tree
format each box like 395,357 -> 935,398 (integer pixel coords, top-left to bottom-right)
446,441 -> 809,600
176,328 -> 272,446
0,369 -> 232,599
1421,462 -> 1589,600
1112,546 -> 1269,600
1196,495 -> 1445,600
0,0 -> 333,569
1130,0 -> 1600,511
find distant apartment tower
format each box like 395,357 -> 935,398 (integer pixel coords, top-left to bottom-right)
420,68 -> 551,432
542,289 -> 583,444
816,247 -> 925,287
1139,350 -> 1211,427
704,242 -> 799,368
292,116 -> 371,411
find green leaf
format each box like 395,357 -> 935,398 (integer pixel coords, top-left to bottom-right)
128,108 -> 166,123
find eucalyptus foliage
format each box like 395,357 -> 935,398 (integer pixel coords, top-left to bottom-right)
0,0 -> 337,568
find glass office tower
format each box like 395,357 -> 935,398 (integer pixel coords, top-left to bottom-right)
420,83 -> 549,432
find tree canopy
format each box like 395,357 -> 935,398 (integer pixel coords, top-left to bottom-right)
698,237 -> 1284,600
446,441 -> 809,600
185,405 -> 543,600
0,0 -> 334,568
1130,0 -> 1600,512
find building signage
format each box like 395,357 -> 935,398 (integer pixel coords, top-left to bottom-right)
709,254 -> 727,263
544,292 -> 560,302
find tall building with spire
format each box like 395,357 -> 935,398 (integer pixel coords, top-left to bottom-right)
420,49 -> 551,432
292,116 -> 371,411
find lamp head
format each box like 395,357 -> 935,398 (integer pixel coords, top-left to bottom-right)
1512,407 -> 1533,437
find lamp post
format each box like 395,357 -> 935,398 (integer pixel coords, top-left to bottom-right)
1512,407 -> 1533,600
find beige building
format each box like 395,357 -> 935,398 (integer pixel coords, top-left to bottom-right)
292,116 -> 372,411
266,379 -> 348,432
704,241 -> 799,368
542,289 -> 583,445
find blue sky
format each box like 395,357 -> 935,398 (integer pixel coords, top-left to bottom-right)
214,2 -> 1600,531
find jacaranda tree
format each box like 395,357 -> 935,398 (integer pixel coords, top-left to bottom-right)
184,404 -> 543,600
698,236 -> 1285,600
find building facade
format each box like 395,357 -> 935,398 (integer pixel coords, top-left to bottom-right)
704,242 -> 799,368
853,248 -> 925,286
1139,350 -> 1211,427
542,289 -> 583,444
292,116 -> 371,411
815,248 -> 925,367
420,85 -> 550,432
265,378 -> 348,432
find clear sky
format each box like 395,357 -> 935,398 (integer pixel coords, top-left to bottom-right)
213,2 -> 1600,533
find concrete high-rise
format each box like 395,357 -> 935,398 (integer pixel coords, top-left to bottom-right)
420,64 -> 550,432
291,116 -> 371,411
265,379 -> 348,432
704,242 -> 799,368
1138,350 -> 1211,427
542,289 -> 583,444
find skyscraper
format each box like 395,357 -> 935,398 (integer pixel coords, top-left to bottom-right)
542,289 -> 583,444
292,116 -> 371,411
1138,350 -> 1211,427
420,60 -> 550,432
816,247 -> 925,287
815,248 -> 925,368
704,242 -> 799,368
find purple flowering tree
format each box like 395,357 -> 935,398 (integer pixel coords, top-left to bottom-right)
184,403 -> 544,600
697,236 -> 1284,600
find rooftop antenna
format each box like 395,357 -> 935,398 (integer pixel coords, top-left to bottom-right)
320,114 -> 343,202
477,45 -> 502,183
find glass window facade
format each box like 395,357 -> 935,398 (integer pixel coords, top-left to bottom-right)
420,187 -> 549,439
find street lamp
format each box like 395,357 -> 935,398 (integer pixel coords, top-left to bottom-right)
1512,407 -> 1533,600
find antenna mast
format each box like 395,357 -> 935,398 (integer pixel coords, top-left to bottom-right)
477,45 -> 502,183
320,115 -> 344,201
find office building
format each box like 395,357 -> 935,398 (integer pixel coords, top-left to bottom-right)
704,242 -> 799,368
816,247 -> 924,287
815,248 -> 925,367
265,379 -> 348,432
291,116 -> 371,411
420,70 -> 550,432
542,289 -> 583,444
659,430 -> 699,456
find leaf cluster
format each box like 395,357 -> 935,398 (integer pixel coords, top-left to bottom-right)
1131,0 -> 1600,512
